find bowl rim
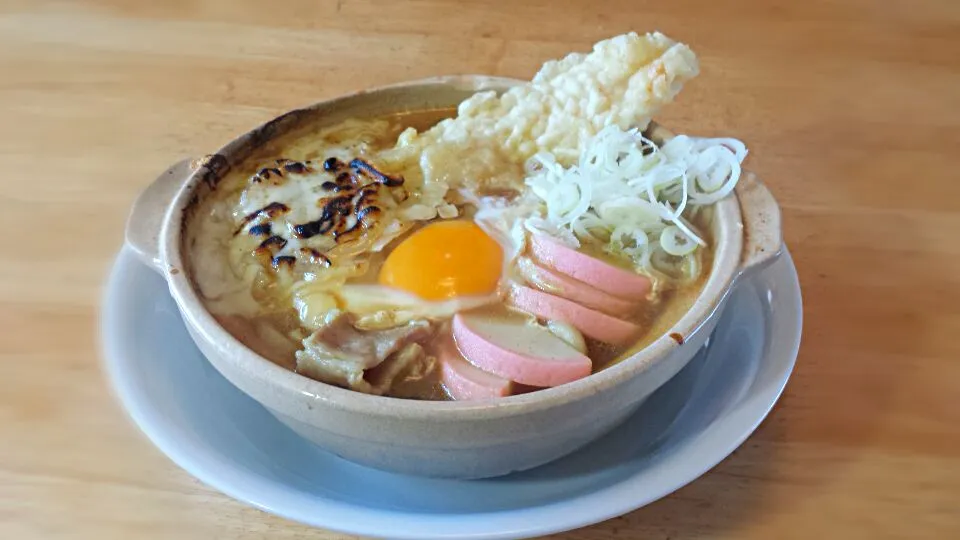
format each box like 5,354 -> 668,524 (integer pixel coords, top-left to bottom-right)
157,75 -> 746,420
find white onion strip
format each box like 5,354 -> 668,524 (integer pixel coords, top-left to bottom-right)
523,126 -> 746,276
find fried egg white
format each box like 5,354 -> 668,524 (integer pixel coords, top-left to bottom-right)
291,194 -> 529,329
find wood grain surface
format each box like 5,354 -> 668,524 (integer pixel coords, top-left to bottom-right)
2,0 -> 958,538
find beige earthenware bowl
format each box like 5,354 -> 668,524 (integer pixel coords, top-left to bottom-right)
125,76 -> 781,479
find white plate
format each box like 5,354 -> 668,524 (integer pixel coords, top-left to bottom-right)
101,247 -> 802,540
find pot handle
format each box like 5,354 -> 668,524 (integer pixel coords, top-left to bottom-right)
735,172 -> 782,274
125,158 -> 194,273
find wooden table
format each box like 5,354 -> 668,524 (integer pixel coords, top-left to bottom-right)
2,0 -> 958,538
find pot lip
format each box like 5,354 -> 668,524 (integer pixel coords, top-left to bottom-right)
157,75 -> 745,421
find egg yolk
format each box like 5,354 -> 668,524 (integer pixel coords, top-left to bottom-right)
379,221 -> 503,300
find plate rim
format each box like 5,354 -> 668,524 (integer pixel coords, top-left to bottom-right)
101,247 -> 802,540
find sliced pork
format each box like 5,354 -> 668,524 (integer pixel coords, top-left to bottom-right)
295,312 -> 433,394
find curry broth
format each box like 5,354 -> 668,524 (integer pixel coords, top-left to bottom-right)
202,109 -> 711,401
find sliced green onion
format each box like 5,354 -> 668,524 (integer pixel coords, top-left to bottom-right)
660,225 -> 698,256
523,126 -> 746,279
